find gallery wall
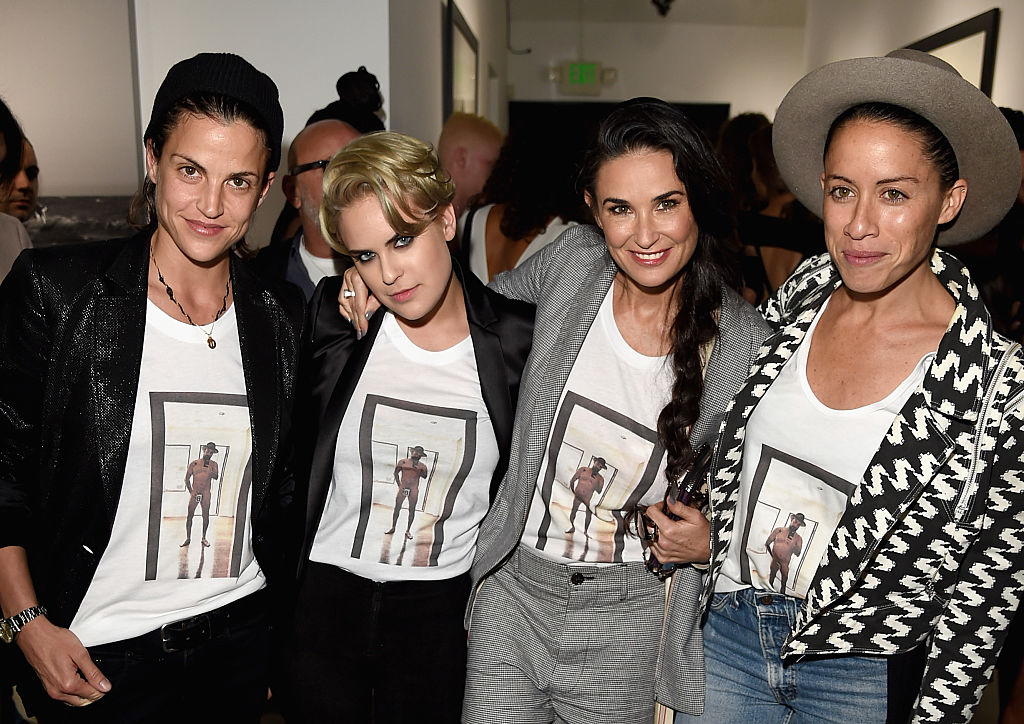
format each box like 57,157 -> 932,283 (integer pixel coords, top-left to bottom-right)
804,1 -> 1024,110
506,19 -> 806,120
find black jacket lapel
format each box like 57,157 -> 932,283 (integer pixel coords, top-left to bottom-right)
460,263 -> 514,498
92,234 -> 150,519
233,259 -> 283,518
302,291 -> 384,562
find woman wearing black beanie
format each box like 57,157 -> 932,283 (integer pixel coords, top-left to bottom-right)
0,52 -> 302,722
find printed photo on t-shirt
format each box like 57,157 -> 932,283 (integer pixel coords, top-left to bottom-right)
350,394 -> 478,567
534,391 -> 665,562
739,445 -> 856,598
145,392 -> 254,581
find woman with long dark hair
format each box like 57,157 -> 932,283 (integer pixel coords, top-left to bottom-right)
458,127 -> 586,281
341,97 -> 770,722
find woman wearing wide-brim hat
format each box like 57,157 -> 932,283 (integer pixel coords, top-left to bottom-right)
675,50 -> 1024,723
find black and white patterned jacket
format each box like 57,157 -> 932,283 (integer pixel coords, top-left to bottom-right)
704,249 -> 1024,723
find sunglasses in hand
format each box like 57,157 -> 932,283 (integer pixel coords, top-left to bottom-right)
628,443 -> 712,579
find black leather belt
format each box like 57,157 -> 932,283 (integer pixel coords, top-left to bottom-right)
154,590 -> 267,653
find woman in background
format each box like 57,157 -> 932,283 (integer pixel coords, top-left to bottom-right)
737,124 -> 822,304
0,97 -> 31,280
459,128 -> 587,281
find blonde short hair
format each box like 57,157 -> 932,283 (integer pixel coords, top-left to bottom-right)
319,131 -> 455,254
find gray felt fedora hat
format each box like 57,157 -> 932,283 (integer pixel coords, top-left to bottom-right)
773,49 -> 1021,247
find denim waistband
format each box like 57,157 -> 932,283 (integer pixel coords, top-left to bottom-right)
713,587 -> 803,617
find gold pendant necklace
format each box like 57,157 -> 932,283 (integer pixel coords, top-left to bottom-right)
152,253 -> 231,350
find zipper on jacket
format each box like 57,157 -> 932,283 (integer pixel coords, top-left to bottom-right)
1006,386 -> 1024,413
954,343 -> 1020,520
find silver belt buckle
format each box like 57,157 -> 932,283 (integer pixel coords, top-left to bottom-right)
160,614 -> 212,653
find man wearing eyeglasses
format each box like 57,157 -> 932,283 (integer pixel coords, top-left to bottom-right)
255,119 -> 360,301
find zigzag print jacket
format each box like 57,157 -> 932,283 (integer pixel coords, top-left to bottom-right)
702,250 -> 1024,723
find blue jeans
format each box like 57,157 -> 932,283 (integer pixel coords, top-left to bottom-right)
675,589 -> 891,723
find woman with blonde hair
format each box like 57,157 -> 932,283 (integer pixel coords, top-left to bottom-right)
281,131 -> 533,723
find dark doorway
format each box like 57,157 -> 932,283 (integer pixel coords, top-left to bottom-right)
506,101 -> 730,213
509,100 -> 731,163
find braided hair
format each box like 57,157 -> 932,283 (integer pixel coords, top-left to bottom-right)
579,98 -> 738,482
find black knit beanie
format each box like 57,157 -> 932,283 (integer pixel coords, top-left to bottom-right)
145,52 -> 284,172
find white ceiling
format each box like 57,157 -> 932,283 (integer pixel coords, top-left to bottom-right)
510,0 -> 806,28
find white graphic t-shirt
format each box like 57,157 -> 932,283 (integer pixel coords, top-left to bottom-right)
520,286 -> 674,564
71,301 -> 264,647
298,236 -> 348,288
309,312 -> 499,581
717,299 -> 932,598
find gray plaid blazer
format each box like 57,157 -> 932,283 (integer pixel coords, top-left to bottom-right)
704,249 -> 1024,723
469,224 -> 770,713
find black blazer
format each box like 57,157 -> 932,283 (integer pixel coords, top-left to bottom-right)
0,229 -> 304,627
291,260 -> 535,577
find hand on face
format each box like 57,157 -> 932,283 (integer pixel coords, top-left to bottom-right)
337,196 -> 456,326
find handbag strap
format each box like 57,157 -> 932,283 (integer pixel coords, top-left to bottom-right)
458,205 -> 480,272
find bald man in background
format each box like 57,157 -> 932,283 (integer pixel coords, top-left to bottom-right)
255,119 -> 360,301
437,112 -> 502,217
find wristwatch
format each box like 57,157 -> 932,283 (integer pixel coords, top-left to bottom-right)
0,605 -> 47,644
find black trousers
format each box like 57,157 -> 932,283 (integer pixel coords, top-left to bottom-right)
19,592 -> 270,724
281,562 -> 471,724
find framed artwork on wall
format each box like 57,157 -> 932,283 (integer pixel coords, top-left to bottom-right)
443,1 -> 478,120
905,9 -> 1000,96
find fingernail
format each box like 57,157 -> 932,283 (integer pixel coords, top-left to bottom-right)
364,311 -> 372,320
99,678 -> 112,692
356,330 -> 363,341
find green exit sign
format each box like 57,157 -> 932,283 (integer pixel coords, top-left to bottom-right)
569,62 -> 598,85
559,61 -> 604,96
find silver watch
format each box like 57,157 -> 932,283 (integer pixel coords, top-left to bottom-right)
0,605 -> 47,644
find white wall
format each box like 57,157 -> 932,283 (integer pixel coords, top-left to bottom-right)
507,20 -> 806,119
453,0 -> 509,130
388,0 -> 509,148
0,0 -> 138,196
133,0 -> 390,245
804,1 -> 1024,110
388,0 -> 444,143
